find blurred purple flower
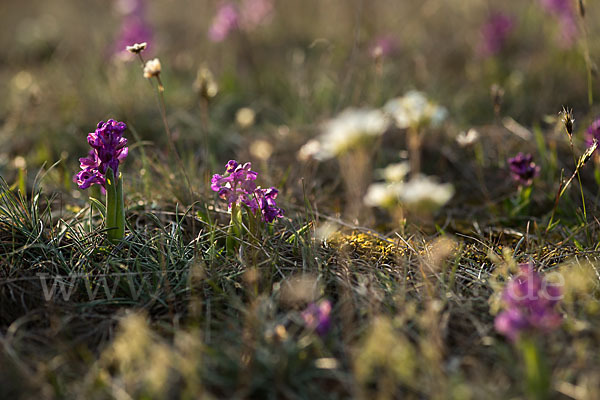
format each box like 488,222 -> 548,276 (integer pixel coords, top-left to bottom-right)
508,153 -> 540,186
239,0 -> 274,31
557,15 -> 578,46
538,0 -> 578,46
302,300 -> 332,336
116,0 -> 145,16
478,13 -> 514,57
208,2 -> 240,42
114,16 -> 153,56
586,118 -> 600,148
209,0 -> 275,42
112,0 -> 152,58
211,160 -> 284,223
539,0 -> 572,15
74,119 -> 128,190
370,35 -> 398,59
495,263 -> 562,342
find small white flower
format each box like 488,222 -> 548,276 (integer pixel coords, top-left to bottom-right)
364,182 -> 402,209
384,90 -> 447,129
126,42 -> 147,54
297,139 -> 322,161
456,128 -> 480,147
398,175 -> 454,211
309,108 -> 389,160
377,162 -> 410,183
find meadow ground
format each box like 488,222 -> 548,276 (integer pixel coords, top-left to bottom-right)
2,0 -> 600,399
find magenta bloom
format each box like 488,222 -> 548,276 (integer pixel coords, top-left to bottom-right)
239,0 -> 274,30
370,35 -> 398,59
302,300 -> 332,336
539,0 -> 572,15
538,0 -> 577,46
74,120 -> 128,190
211,160 -> 283,223
585,118 -> 600,148
254,187 -> 284,223
508,153 -> 540,186
495,264 -> 562,342
113,17 -> 153,55
208,2 -> 239,42
112,0 -> 152,57
211,160 -> 258,206
478,13 -> 514,57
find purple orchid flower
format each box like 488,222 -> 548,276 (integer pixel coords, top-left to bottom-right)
495,263 -> 562,342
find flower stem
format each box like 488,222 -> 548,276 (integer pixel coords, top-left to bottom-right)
569,139 -> 590,243
116,173 -> 126,241
226,203 -> 243,255
519,337 -> 550,400
137,53 -> 194,202
105,168 -> 118,243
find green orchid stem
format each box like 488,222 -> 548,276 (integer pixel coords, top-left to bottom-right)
518,337 -> 550,400
105,167 -> 125,243
116,171 -> 126,240
226,203 -> 243,255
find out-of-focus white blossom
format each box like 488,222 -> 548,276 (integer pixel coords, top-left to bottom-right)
377,162 -> 410,183
364,182 -> 403,209
297,139 -> 322,161
304,108 -> 389,161
456,128 -> 480,147
365,160 -> 453,212
398,175 -> 454,211
384,91 -> 447,129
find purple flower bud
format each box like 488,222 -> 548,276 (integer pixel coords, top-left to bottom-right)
302,300 -> 332,336
508,153 -> 540,186
74,120 -> 128,190
495,263 -> 562,341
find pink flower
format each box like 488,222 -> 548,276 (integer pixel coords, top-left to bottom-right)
478,13 -> 514,57
302,300 -> 332,336
208,2 -> 239,42
495,263 -> 562,342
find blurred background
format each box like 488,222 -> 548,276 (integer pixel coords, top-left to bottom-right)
1,0 -> 599,212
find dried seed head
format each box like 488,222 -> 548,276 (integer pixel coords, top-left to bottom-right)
143,58 -> 162,79
126,42 -> 147,54
490,84 -> 505,115
193,63 -> 218,100
560,107 -> 575,136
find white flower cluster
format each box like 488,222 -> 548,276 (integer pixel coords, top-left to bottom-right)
383,90 -> 447,130
298,108 -> 389,161
298,91 -> 447,161
364,162 -> 454,212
